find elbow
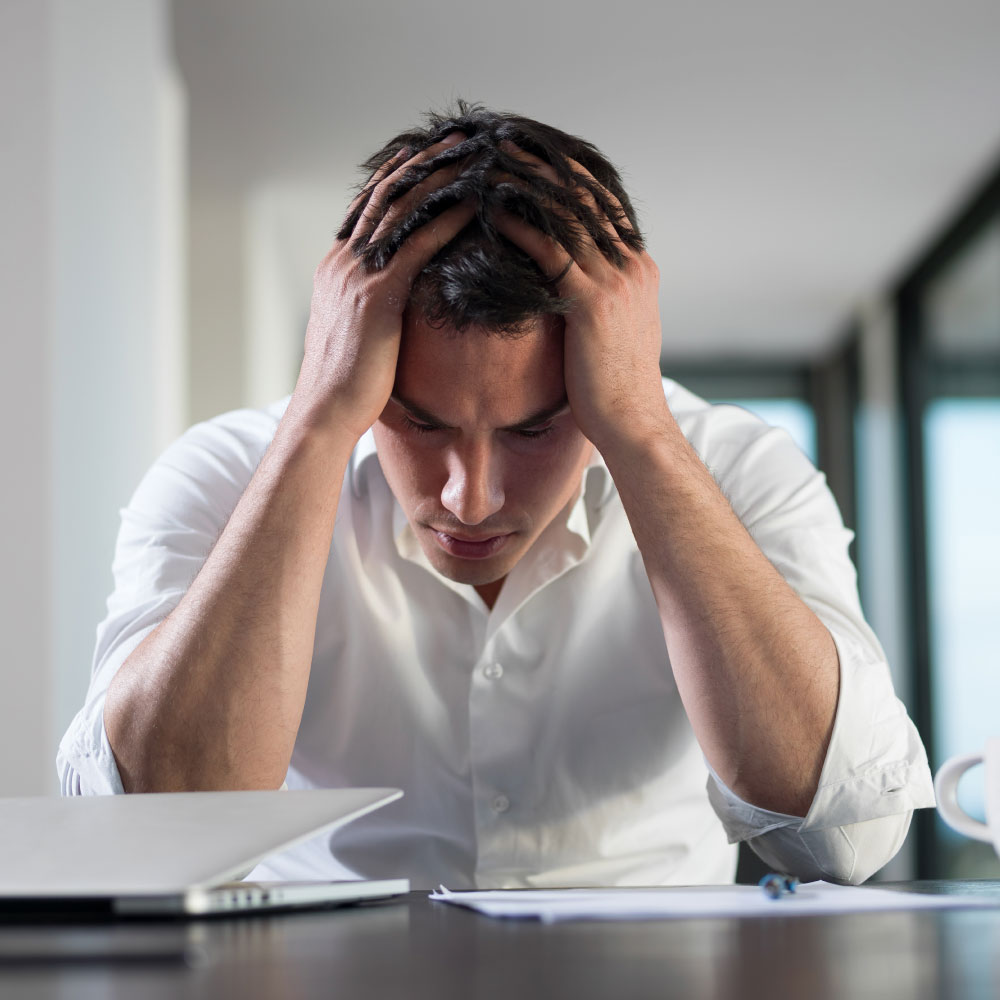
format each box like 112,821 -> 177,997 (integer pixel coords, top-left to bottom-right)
747,810 -> 914,885
837,810 -> 914,885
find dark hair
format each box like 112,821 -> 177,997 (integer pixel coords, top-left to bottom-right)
337,101 -> 644,333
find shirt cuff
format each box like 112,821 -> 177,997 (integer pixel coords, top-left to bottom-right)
56,626 -> 158,797
705,626 -> 936,845
57,716 -> 125,796
706,764 -> 804,843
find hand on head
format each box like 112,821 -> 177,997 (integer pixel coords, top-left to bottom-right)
294,102 -> 665,454
292,132 -> 475,442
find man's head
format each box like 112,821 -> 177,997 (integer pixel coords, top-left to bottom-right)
355,102 -> 640,605
340,100 -> 644,333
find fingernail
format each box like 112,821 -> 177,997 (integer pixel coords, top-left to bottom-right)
442,132 -> 465,146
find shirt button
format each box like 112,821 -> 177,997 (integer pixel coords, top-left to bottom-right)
492,794 -> 510,814
483,662 -> 504,680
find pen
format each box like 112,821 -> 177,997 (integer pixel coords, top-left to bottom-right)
758,873 -> 799,899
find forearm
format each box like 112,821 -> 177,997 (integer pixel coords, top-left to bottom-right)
601,412 -> 839,816
105,403 -> 356,792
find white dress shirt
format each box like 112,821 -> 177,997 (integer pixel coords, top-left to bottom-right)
58,379 -> 935,889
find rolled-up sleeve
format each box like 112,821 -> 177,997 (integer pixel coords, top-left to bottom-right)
58,626 -> 155,795
676,398 -> 936,882
706,619 -> 934,883
56,407 -> 279,796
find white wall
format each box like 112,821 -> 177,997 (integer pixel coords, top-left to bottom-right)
0,2 -> 53,796
245,185 -> 305,410
0,0 -> 185,795
188,191 -> 246,423
244,181 -> 346,410
189,178 -> 348,420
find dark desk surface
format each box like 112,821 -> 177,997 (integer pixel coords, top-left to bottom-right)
1,882 -> 998,1000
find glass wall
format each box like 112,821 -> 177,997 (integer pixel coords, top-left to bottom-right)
916,216 -> 1000,877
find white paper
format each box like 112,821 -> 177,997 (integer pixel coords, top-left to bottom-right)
428,883 -> 998,923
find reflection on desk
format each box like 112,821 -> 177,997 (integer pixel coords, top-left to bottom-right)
0,881 -> 997,999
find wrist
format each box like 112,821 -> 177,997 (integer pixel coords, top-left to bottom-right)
585,395 -> 679,459
279,392 -> 367,465
593,408 -> 711,503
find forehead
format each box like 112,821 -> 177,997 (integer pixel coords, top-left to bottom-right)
395,313 -> 566,423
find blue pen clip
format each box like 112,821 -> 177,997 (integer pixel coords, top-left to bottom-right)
758,873 -> 799,899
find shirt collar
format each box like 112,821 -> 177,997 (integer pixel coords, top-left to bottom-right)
570,447 -> 614,546
349,426 -> 381,496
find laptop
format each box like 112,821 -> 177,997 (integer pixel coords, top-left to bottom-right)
0,788 -> 409,917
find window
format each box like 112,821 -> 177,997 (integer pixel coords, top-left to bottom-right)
902,201 -> 1000,878
925,398 -> 1000,876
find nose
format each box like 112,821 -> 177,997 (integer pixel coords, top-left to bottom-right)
440,440 -> 505,526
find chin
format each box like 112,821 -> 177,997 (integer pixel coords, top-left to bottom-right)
417,540 -> 510,585
432,555 -> 510,588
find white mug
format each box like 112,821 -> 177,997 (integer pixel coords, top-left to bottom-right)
934,738 -> 1000,852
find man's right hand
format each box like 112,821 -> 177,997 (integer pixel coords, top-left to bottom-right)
291,132 -> 474,442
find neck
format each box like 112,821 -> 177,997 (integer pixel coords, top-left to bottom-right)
474,578 -> 505,610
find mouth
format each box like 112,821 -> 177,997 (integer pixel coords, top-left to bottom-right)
430,530 -> 514,560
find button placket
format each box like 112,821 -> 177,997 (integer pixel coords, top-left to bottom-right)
469,631 -> 523,878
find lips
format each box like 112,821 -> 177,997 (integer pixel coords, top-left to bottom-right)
431,530 -> 513,560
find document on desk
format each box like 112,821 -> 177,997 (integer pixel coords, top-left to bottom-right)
429,883 -> 999,923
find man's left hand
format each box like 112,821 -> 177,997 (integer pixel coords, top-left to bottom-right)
493,147 -> 668,453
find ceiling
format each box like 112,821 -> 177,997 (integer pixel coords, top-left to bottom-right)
173,0 -> 1000,361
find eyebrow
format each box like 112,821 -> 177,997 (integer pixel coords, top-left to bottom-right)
390,392 -> 570,432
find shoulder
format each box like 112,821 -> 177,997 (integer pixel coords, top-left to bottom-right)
163,398 -> 288,474
660,377 -> 833,530
662,376 -> 779,456
126,398 -> 289,530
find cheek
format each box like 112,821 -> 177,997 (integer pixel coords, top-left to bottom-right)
372,427 -> 440,502
509,437 -> 592,506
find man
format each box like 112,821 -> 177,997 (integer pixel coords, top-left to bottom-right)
59,103 -> 934,889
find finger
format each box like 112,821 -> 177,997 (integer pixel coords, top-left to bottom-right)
381,134 -> 473,207
494,177 -> 624,281
353,132 -> 467,245
364,154 -> 469,247
498,140 -> 563,186
492,209 -> 578,288
337,146 -> 412,241
562,155 -> 637,242
382,200 -> 478,289
354,147 -> 411,210
500,142 -> 636,251
496,145 -> 632,271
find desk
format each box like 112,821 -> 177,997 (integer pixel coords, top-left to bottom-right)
1,882 -> 997,999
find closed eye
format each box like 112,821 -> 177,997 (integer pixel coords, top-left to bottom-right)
401,415 -> 442,435
511,424 -> 555,440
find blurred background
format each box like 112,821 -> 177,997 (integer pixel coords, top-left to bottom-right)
2,0 -> 998,881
